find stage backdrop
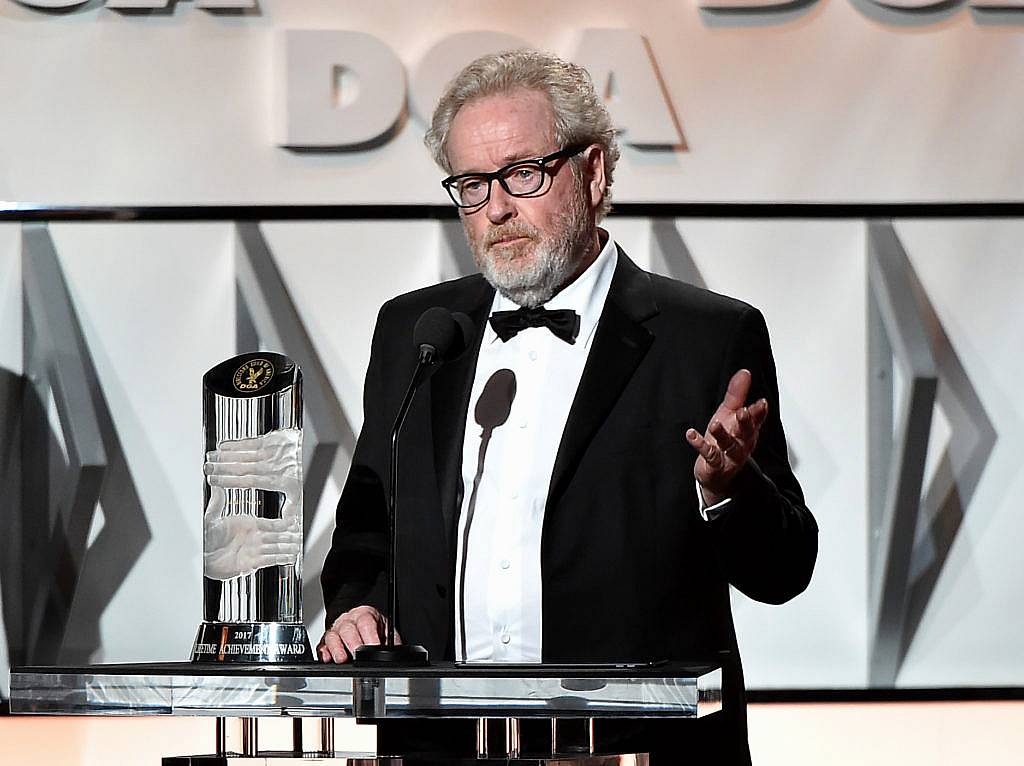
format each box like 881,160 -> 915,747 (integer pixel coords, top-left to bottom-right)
2,0 -> 1024,697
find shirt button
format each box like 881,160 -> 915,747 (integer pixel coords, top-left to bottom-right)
510,490 -> 519,500
528,350 -> 538,361
500,633 -> 511,645
500,559 -> 511,570
519,419 -> 528,429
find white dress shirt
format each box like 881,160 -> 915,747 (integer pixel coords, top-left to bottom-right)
454,235 -> 618,661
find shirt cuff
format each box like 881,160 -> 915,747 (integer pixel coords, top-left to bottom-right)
696,480 -> 733,522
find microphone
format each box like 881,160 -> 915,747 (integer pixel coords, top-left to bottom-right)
355,306 -> 476,667
413,306 -> 473,365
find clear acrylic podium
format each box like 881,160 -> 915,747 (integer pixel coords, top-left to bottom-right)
9,661 -> 722,765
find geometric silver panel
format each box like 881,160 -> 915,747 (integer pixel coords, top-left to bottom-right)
234,222 -> 356,621
649,217 -> 707,289
439,218 -> 476,281
867,220 -> 996,686
0,223 -> 151,667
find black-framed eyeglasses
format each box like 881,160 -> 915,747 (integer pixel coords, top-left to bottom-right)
440,144 -> 588,209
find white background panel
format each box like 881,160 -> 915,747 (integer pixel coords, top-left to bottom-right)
0,223 -> 19,697
48,223 -> 236,661
0,2 -> 1023,204
0,225 -> 21,375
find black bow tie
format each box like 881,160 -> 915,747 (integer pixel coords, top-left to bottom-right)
489,306 -> 580,344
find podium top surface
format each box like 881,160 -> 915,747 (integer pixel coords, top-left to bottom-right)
13,660 -> 712,677
9,661 -> 722,720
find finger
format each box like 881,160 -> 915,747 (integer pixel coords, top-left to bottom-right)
280,497 -> 302,522
207,474 -> 280,490
255,531 -> 301,548
257,543 -> 301,560
721,369 -> 753,412
685,428 -> 709,452
321,630 -> 350,664
215,435 -> 273,452
255,518 -> 302,535
686,429 -> 723,465
709,422 -> 749,465
734,406 -> 757,442
203,485 -> 226,519
685,428 -> 702,449
252,528 -> 299,544
204,461 -> 272,477
253,553 -> 299,569
749,398 -> 770,428
336,620 -> 365,657
251,528 -> 299,544
708,420 -> 740,454
218,430 -> 295,452
211,453 -> 275,468
692,431 -> 724,468
355,611 -> 384,646
317,641 -> 332,663
262,529 -> 302,546
257,539 -> 301,555
207,447 -> 261,463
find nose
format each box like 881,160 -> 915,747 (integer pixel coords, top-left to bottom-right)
484,180 -> 516,225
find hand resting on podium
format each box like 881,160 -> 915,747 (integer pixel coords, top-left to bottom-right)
202,428 -> 303,581
318,605 -> 402,663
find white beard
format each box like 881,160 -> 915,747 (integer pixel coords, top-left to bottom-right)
468,187 -> 593,309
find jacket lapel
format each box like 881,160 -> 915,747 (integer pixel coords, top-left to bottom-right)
546,250 -> 659,511
430,278 -> 494,552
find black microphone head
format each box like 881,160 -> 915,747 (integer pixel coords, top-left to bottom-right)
413,307 -> 476,363
450,311 -> 475,361
413,307 -> 457,362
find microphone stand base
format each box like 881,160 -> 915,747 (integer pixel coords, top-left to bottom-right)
354,644 -> 430,666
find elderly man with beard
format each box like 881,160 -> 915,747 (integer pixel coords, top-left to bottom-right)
318,50 -> 817,764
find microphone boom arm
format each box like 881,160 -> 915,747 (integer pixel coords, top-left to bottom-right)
385,350 -> 436,647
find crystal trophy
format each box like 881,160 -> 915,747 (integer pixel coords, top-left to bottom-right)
191,352 -> 314,663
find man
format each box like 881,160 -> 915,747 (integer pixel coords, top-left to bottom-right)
319,50 -> 817,764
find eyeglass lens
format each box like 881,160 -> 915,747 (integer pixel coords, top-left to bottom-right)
455,162 -> 547,207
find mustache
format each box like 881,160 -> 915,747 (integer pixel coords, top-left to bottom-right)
482,222 -> 538,248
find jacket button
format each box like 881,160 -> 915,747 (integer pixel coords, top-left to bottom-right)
436,584 -> 447,599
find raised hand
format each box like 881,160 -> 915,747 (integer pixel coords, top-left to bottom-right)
202,428 -> 303,581
685,369 -> 769,506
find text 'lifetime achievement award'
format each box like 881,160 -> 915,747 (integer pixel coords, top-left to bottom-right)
192,352 -> 314,663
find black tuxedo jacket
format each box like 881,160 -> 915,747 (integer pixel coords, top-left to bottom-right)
321,250 -> 817,764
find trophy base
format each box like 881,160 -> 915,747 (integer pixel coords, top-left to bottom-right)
192,622 -> 314,663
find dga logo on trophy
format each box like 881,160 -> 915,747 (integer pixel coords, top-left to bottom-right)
232,358 -> 274,393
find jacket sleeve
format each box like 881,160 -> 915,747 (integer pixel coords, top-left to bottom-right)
320,303 -> 392,627
707,306 -> 818,605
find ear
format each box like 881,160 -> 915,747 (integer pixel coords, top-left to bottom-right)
583,144 -> 607,213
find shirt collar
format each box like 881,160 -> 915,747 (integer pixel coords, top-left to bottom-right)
487,229 -> 618,348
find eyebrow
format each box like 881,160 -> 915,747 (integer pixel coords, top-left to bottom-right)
457,150 -> 550,176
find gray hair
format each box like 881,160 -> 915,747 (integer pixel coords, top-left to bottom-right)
425,49 -> 620,220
